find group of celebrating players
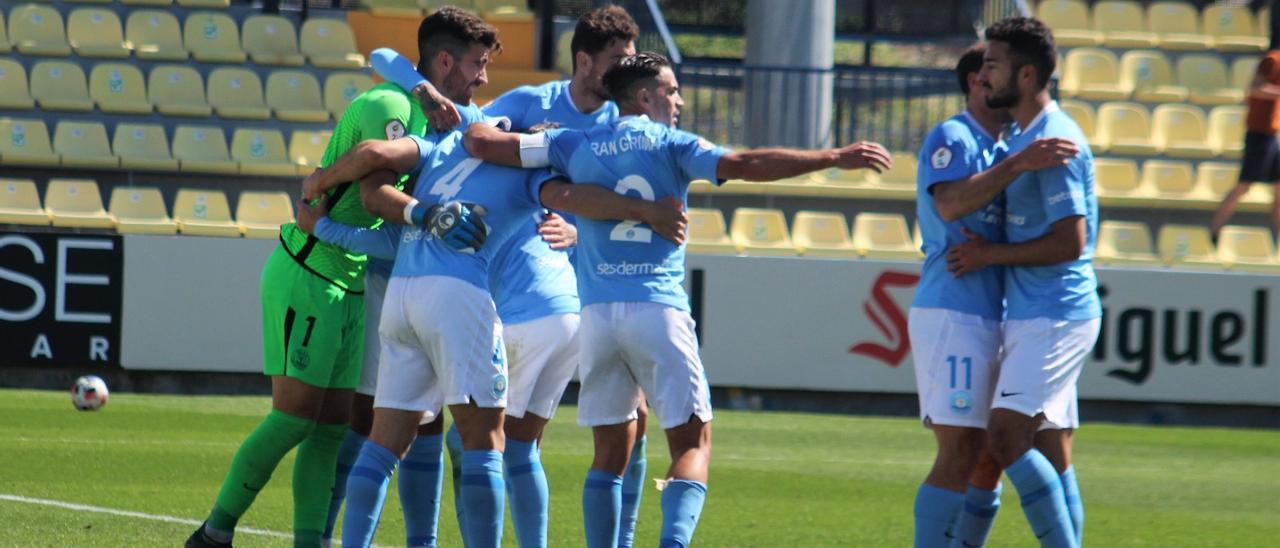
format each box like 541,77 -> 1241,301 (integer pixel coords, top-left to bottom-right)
182,4 -> 1098,548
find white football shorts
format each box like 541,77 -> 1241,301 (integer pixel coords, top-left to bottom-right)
908,307 -> 1003,429
995,317 -> 1101,429
357,269 -> 389,397
503,312 -> 580,420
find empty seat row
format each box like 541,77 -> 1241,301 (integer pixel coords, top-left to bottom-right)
0,60 -> 373,122
1061,101 -> 1242,159
689,152 -> 921,201
0,178 -> 293,238
1039,0 -> 1268,51
1060,48 -> 1254,105
1094,158 -> 1275,210
687,208 -> 921,259
1097,220 -> 1280,272
362,0 -> 532,18
0,118 -> 331,176
2,6 -> 363,68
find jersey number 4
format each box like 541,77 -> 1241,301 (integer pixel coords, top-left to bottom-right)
609,175 -> 655,243
429,158 -> 483,201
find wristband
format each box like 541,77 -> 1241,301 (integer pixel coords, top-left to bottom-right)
403,198 -> 420,225
519,132 -> 551,168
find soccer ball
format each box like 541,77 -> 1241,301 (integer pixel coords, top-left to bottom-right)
71,375 -> 109,411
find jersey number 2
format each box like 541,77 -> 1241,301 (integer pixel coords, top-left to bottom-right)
609,175 -> 655,243
429,158 -> 482,201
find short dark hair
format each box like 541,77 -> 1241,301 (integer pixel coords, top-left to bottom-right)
570,6 -> 640,72
602,52 -> 671,107
417,6 -> 501,73
955,44 -> 985,96
984,17 -> 1056,90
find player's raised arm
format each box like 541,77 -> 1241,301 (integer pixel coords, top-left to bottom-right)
715,140 -> 893,182
540,179 -> 688,244
370,47 -> 461,132
295,198 -> 402,260
301,138 -> 423,200
932,137 -> 1077,222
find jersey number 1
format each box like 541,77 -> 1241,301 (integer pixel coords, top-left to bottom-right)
609,175 -> 655,243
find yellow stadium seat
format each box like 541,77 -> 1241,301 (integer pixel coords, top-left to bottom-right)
0,119 -> 59,167
1093,158 -> 1145,199
207,68 -> 270,120
174,189 -> 241,237
173,126 -> 237,174
237,191 -> 293,238
149,65 -> 212,117
1199,161 -> 1273,208
1096,102 -> 1158,156
792,211 -> 856,258
68,8 -> 130,58
0,12 -> 10,54
109,187 -> 177,234
852,213 -> 918,260
1096,221 -> 1159,266
1060,48 -> 1127,100
184,11 -> 247,63
1148,2 -> 1213,50
0,60 -> 35,110
1141,160 -> 1202,206
1232,57 -> 1257,90
242,15 -> 306,66
231,128 -> 296,177
9,5 -> 71,56
1119,50 -> 1187,103
1217,225 -> 1280,271
114,123 -> 178,171
325,72 -> 376,119
878,153 -> 918,187
46,179 -> 114,229
1036,0 -> 1101,46
1177,55 -> 1244,105
30,61 -> 94,112
1203,5 -> 1268,52
126,10 -> 187,61
1259,7 -> 1271,38
1059,100 -> 1098,151
54,121 -> 117,169
1157,224 -> 1219,269
686,207 -> 738,255
1152,104 -> 1214,159
1208,105 -> 1245,159
300,18 -> 365,69
362,0 -> 424,18
289,130 -> 332,175
0,179 -> 51,225
266,71 -> 329,123
730,208 -> 795,256
123,0 -> 175,5
1093,1 -> 1156,48
90,63 -> 152,114
177,0 -> 230,6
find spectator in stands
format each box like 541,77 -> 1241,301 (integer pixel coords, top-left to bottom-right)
1211,49 -> 1280,240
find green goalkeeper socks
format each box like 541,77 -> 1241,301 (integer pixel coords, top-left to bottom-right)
207,409 -> 316,534
292,422 -> 348,547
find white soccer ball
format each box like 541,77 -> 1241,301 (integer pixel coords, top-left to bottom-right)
71,375 -> 109,411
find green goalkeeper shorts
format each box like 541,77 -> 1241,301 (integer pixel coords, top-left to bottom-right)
260,246 -> 365,389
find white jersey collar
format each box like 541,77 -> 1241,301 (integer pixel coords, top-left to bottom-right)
1016,100 -> 1059,134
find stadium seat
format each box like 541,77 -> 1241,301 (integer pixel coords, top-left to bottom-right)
1035,0 -> 1101,46
1092,158 -> 1145,199
172,126 -> 237,174
236,191 -> 293,238
126,10 -> 188,61
0,12 -> 10,54
878,153 -> 917,187
686,208 -> 738,255
177,0 -> 231,9
1059,100 -> 1098,151
1177,55 -> 1244,105
1217,225 -> 1280,271
242,15 -> 306,66
1096,103 -> 1158,156
123,0 -> 175,6
1141,160 -> 1200,205
1148,2 -> 1213,50
68,8 -> 130,58
288,130 -> 331,174
1232,57 -> 1257,90
1152,104 -> 1214,159
0,60 -> 36,110
149,65 -> 212,117
1198,161 -> 1273,207
90,64 -> 152,114
1208,106 -> 1245,159
362,0 -> 424,18
730,208 -> 795,256
1119,50 -> 1188,103
1093,1 -> 1157,48
9,5 -> 72,56
1060,48 -> 1127,100
300,18 -> 365,69
851,213 -> 918,260
45,179 -> 114,229
792,211 -> 857,258
1203,5 -> 1268,52
1095,221 -> 1159,266
0,179 -> 51,225
109,187 -> 177,234
231,128 -> 296,177
184,11 -> 247,63
173,189 -> 241,237
0,119 -> 59,167
207,68 -> 271,120
30,61 -> 94,112
113,123 -> 179,171
324,72 -> 375,119
54,121 -> 118,169
1157,224 -> 1219,269
266,71 -> 329,123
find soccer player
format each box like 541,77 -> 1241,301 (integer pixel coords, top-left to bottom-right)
461,52 -> 892,547
946,17 -> 1099,548
910,44 -> 1077,548
1210,49 -> 1280,238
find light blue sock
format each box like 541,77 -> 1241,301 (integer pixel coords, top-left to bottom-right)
322,430 -> 366,541
618,436 -> 647,548
445,425 -> 467,544
949,483 -> 1002,548
658,479 -> 707,548
1006,450 -> 1076,548
913,484 -> 963,548
505,438 -> 548,548
460,449 -> 505,547
583,469 -> 623,548
400,434 -> 444,547
341,442 -> 399,548
1060,466 -> 1083,546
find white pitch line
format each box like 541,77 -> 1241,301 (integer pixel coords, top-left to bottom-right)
0,493 -> 290,540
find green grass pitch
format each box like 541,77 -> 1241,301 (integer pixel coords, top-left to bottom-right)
1,388 -> 1277,546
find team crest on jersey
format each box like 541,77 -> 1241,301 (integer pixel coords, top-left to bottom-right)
385,120 -> 406,140
931,146 -> 953,170
697,138 -> 715,151
491,373 -> 508,399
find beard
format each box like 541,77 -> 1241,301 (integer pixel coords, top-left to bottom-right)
984,82 -> 1018,109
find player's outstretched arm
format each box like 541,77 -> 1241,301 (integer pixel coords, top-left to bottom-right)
370,47 -> 461,132
932,137 -> 1078,222
356,170 -> 490,252
301,138 -> 423,201
295,198 -> 400,259
540,180 -> 688,245
945,216 -> 1087,276
716,141 -> 892,182
463,122 -> 526,167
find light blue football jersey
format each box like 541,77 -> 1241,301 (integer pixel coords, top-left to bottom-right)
484,80 -> 619,131
911,111 -> 1007,320
1002,102 -> 1100,321
541,115 -> 730,310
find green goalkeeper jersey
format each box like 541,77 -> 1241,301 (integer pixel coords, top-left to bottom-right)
277,82 -> 426,293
